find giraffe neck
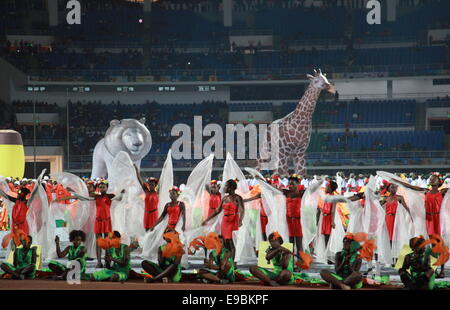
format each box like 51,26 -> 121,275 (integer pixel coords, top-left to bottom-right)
294,83 -> 321,119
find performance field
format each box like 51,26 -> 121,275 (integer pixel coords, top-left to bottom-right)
0,0 -> 449,294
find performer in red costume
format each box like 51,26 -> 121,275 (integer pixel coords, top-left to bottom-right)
67,180 -> 125,268
386,172 -> 448,278
243,184 -> 268,241
279,174 -> 305,254
379,182 -> 412,243
206,180 -> 221,218
0,186 -> 39,235
151,186 -> 186,232
135,165 -> 159,231
203,179 -> 245,260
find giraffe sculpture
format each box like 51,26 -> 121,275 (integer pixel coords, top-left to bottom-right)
257,69 -> 336,176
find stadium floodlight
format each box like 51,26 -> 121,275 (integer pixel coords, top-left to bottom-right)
158,87 -> 164,91
128,87 -> 134,92
170,87 -> 175,91
33,87 -> 39,91
27,87 -> 33,92
39,87 -> 46,91
72,87 -> 78,92
84,87 -> 90,92
117,87 -> 122,92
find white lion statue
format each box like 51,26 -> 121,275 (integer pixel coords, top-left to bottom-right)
91,118 -> 152,179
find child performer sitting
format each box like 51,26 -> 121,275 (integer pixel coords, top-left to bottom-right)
142,229 -> 185,283
320,233 -> 375,290
61,181 -> 125,268
90,231 -> 131,282
249,232 -> 294,286
399,236 -> 437,290
198,232 -> 236,284
1,234 -> 36,280
48,230 -> 87,280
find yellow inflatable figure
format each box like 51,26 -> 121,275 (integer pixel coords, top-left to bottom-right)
0,130 -> 25,179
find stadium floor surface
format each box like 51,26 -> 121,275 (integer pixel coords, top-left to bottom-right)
0,279 -> 402,290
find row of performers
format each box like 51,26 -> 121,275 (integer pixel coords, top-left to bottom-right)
0,227 -> 447,290
0,154 -> 448,283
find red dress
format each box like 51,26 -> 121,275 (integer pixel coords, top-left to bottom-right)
385,198 -> 398,241
221,202 -> 239,239
144,192 -> 159,229
259,199 -> 268,234
208,193 -> 221,218
12,200 -> 29,234
321,201 -> 333,235
167,203 -> 181,229
94,195 -> 112,234
286,196 -> 302,237
425,192 -> 442,235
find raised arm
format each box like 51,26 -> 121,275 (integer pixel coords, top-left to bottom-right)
134,165 -> 149,193
0,189 -> 16,203
151,203 -> 169,231
27,183 -> 41,207
392,179 -> 427,192
202,200 -> 223,225
110,189 -> 125,201
243,193 -> 261,203
72,193 -> 95,201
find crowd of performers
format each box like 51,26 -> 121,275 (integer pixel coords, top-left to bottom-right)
0,153 -> 449,290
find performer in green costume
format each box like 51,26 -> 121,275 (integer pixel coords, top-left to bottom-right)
198,233 -> 236,284
399,236 -> 435,290
48,230 -> 87,280
142,229 -> 183,283
91,231 -> 131,282
249,232 -> 294,286
1,235 -> 36,279
320,234 -> 364,289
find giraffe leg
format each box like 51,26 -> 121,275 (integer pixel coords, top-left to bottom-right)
275,148 -> 290,176
293,151 -> 306,176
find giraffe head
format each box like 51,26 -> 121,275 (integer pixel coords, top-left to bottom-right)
306,69 -> 336,94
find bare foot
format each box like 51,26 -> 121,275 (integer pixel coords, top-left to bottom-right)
110,274 -> 120,282
96,263 -> 103,268
340,283 -> 351,290
437,271 -> 445,279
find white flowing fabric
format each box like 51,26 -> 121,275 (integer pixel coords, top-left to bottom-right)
441,190 -> 450,246
391,201 -> 414,259
141,150 -> 174,262
245,167 -> 289,241
26,170 -> 53,261
313,213 -> 327,263
347,200 -> 364,234
179,154 -> 214,260
0,177 -> 14,220
50,172 -> 97,258
377,171 -> 426,237
222,153 -> 256,264
108,151 -> 146,245
301,180 -> 324,252
326,196 -> 346,262
364,176 -> 392,265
